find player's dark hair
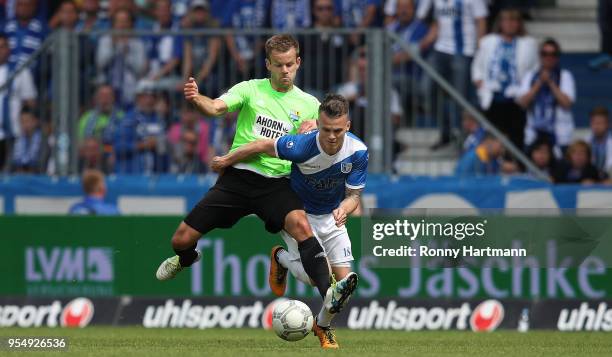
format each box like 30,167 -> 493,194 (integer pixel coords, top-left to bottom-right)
590,106 -> 609,120
319,93 -> 349,119
265,34 -> 300,59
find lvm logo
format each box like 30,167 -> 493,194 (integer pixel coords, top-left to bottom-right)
25,247 -> 113,283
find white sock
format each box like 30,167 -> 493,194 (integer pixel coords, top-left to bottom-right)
317,306 -> 335,327
277,249 -> 311,285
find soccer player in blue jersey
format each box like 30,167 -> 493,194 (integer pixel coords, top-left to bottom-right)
212,94 -> 367,349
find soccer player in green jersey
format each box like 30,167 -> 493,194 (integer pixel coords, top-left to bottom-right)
156,36 -> 347,329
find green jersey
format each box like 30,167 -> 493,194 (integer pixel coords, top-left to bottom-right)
219,79 -> 320,177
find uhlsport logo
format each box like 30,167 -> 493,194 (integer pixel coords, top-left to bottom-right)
60,297 -> 95,328
0,297 -> 95,328
262,298 -> 288,330
470,300 -> 504,332
347,300 -> 505,331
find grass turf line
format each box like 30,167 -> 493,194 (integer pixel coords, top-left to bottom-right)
0,327 -> 611,357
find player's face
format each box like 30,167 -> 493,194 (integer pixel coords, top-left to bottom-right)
266,48 -> 301,91
318,112 -> 350,154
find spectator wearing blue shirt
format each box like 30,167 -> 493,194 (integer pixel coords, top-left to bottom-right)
76,0 -> 107,32
4,0 -> 49,67
224,0 -> 269,81
69,169 -> 120,215
270,0 -> 311,31
146,0 -> 181,87
455,135 -> 503,176
335,0 -> 381,45
386,0 -> 428,104
104,80 -> 165,174
585,106 -> 612,175
461,111 -> 485,153
11,106 -> 42,173
0,33 -> 37,170
420,0 -> 488,149
96,9 -> 148,108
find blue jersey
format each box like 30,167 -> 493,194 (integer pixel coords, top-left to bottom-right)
69,196 -> 120,216
276,131 -> 368,215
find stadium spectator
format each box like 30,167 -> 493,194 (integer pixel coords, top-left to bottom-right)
301,0 -> 345,97
461,111 -> 485,153
170,129 -> 208,174
585,106 -> 612,175
68,169 -> 120,215
421,0 -> 488,149
167,106 -> 215,174
455,134 -> 503,176
471,8 -> 538,151
270,0 -> 311,30
0,33 -> 37,170
78,84 -> 125,140
105,80 -> 165,174
145,0 -> 181,87
49,0 -> 79,30
78,136 -> 107,173
553,140 -> 609,184
335,0 -> 381,30
96,8 -> 148,108
76,0 -> 106,32
528,139 -> 557,181
518,39 -> 575,154
223,0 -> 269,81
10,106 -> 41,173
590,0 -> 612,70
337,46 -> 403,157
4,0 -> 49,66
103,0 -> 152,30
182,0 -> 221,98
386,0 -> 428,104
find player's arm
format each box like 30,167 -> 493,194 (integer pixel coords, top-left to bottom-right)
184,77 -> 228,117
333,187 -> 363,227
211,139 -> 277,172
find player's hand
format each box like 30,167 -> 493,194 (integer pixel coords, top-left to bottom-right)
184,77 -> 199,102
333,207 -> 348,227
210,156 -> 229,173
298,120 -> 317,134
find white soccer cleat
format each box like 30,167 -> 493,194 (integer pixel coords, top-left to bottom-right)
324,272 -> 359,314
155,249 -> 201,281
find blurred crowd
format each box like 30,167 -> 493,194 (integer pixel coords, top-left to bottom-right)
0,0 -> 610,185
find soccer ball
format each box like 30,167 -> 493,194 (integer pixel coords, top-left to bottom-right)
272,299 -> 314,341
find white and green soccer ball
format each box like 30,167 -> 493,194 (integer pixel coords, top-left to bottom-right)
272,299 -> 314,341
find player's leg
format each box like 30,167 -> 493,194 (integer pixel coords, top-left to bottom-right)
156,182 -> 251,280
255,181 -> 332,299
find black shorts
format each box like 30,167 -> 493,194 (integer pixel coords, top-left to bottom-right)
184,166 -> 304,234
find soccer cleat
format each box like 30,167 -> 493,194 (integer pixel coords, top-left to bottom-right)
155,249 -> 201,281
268,246 -> 289,296
324,272 -> 359,314
312,318 -> 339,349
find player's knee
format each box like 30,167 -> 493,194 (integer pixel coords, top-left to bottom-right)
171,223 -> 200,249
285,210 -> 313,241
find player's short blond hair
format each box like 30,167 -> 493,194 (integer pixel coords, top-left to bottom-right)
265,34 -> 300,60
82,169 -> 104,195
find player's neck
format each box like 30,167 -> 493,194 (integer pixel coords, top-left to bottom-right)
318,136 -> 343,156
269,79 -> 293,93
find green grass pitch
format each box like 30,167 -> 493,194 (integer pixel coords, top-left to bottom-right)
1,327 -> 611,356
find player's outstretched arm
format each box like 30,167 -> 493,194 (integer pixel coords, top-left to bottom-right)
184,77 -> 228,117
211,139 -> 277,172
333,188 -> 363,227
